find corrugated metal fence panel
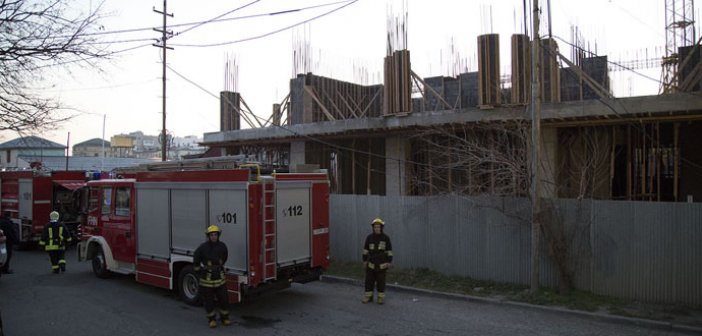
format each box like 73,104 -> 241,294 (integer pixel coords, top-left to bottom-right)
673,203 -> 702,306
329,195 -> 702,305
592,200 -> 702,305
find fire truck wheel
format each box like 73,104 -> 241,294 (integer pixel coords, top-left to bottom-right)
92,247 -> 111,279
178,265 -> 201,306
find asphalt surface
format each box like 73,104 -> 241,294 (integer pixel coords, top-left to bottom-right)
0,248 -> 696,335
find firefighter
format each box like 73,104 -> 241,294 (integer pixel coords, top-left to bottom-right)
38,211 -> 72,274
362,218 -> 393,304
193,225 -> 230,328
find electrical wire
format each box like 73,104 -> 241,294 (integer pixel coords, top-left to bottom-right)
170,0 -> 359,47
32,43 -> 153,70
551,35 -> 663,85
20,0 -> 356,42
172,0 -> 262,38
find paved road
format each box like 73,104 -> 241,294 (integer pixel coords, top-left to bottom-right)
0,248 -> 689,335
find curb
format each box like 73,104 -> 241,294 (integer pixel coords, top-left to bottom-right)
320,275 -> 702,335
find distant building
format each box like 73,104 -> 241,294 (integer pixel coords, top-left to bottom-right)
130,131 -> 160,152
173,135 -> 202,149
0,136 -> 66,168
73,138 -> 110,157
110,134 -> 135,158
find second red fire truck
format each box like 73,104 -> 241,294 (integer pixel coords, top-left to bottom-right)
77,166 -> 330,305
0,170 -> 91,248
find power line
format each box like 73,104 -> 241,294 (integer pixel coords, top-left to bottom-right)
551,35 -> 663,85
172,0 -> 262,37
33,43 -> 152,70
19,0 -> 355,42
170,0 -> 359,47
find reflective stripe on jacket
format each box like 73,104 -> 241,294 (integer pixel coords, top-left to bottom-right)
362,233 -> 393,270
193,240 -> 229,288
39,221 -> 72,251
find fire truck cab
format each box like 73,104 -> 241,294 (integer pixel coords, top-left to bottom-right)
78,168 -> 330,304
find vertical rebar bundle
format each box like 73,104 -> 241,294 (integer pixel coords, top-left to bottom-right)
224,53 -> 239,93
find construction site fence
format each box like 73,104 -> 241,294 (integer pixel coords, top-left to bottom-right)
329,194 -> 702,306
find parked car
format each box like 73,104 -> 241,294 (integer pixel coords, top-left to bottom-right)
0,228 -> 7,272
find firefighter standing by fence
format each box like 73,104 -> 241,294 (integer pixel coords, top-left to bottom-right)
193,225 -> 231,328
362,218 -> 393,304
39,211 -> 72,274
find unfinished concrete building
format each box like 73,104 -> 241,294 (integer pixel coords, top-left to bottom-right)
202,35 -> 702,203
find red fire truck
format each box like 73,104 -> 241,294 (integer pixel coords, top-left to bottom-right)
0,170 -> 89,248
77,167 -> 330,305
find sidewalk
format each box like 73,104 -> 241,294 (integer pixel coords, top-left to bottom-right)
321,275 -> 702,335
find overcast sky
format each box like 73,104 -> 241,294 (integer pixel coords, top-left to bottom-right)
1,0 -> 695,150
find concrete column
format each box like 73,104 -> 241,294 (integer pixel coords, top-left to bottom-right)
290,141 -> 306,170
385,136 -> 408,196
539,127 -> 558,198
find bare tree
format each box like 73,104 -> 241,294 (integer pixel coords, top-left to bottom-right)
410,122 -> 611,294
409,121 -> 531,197
0,0 -> 108,132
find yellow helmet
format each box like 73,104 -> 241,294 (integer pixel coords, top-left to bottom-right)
206,225 -> 221,235
371,218 -> 385,226
50,211 -> 60,221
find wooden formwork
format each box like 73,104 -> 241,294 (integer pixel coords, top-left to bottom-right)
511,34 -> 531,105
383,49 -> 412,115
477,34 -> 501,107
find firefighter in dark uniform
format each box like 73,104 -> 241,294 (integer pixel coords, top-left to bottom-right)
38,211 -> 72,273
362,218 -> 393,304
193,225 -> 230,328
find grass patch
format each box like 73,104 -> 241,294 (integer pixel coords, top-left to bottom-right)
325,260 -> 702,325
327,260 -> 525,297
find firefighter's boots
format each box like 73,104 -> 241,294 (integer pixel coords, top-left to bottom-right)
377,292 -> 385,304
362,291 -> 373,304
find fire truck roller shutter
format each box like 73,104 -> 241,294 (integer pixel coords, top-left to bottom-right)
171,188 -> 207,256
135,187 -> 170,260
18,179 -> 32,221
17,179 -> 33,242
208,188 -> 248,272
275,182 -> 312,267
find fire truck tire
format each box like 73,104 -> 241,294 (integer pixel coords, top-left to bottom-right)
92,247 -> 111,279
178,265 -> 201,306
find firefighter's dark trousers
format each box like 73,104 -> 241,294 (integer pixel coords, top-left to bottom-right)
364,269 -> 387,293
48,249 -> 66,273
201,285 -> 229,321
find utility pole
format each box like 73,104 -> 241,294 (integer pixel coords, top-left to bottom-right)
530,0 -> 542,293
101,114 -> 106,172
153,0 -> 173,161
65,132 -> 71,171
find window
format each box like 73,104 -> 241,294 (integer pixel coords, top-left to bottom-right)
87,188 -> 100,219
6,150 -> 10,164
101,187 -> 112,215
115,187 -> 130,217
